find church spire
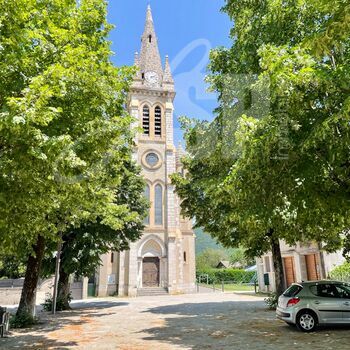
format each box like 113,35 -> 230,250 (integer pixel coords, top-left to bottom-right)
139,5 -> 163,81
163,55 -> 174,83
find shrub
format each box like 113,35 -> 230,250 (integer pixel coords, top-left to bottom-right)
329,262 -> 350,282
10,312 -> 38,328
196,268 -> 256,284
41,292 -> 72,312
264,293 -> 278,310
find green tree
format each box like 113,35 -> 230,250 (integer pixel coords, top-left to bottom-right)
196,248 -> 229,271
172,0 -> 350,295
42,160 -> 148,309
0,0 -> 138,321
0,255 -> 26,279
230,248 -> 255,269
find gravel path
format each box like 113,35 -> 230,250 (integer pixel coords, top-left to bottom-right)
1,292 -> 350,349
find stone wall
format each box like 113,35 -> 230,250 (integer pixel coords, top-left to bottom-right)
0,277 -> 87,306
0,278 -> 53,306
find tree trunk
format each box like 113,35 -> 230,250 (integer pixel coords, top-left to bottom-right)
318,242 -> 326,279
270,231 -> 285,296
16,235 -> 46,318
57,268 -> 71,310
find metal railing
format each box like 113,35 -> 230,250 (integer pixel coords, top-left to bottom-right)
197,277 -> 258,294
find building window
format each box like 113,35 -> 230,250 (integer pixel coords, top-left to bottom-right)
154,184 -> 163,225
145,152 -> 159,167
183,252 -> 187,262
264,256 -> 271,273
111,252 -> 114,263
148,35 -> 152,43
144,185 -> 150,225
142,105 -> 150,135
154,106 -> 162,136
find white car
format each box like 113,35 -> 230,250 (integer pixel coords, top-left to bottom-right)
276,280 -> 350,332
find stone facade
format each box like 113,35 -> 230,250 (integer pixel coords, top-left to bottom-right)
257,241 -> 345,293
95,6 -> 196,297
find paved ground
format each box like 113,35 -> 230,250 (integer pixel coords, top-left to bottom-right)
2,292 -> 350,350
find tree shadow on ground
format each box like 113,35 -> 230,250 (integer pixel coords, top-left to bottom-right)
140,300 -> 350,350
0,300 -> 129,349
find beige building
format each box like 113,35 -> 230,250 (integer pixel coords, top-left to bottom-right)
257,241 -> 345,293
94,6 -> 196,297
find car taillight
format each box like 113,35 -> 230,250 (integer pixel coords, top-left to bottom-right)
287,297 -> 300,307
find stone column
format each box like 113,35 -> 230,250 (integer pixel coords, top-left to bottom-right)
128,243 -> 138,297
97,253 -> 109,297
167,237 -> 177,294
187,235 -> 196,292
177,238 -> 184,290
118,251 -> 126,296
165,101 -> 174,145
160,257 -> 168,288
82,277 -> 89,299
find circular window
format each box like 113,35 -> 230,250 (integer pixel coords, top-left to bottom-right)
145,152 -> 160,167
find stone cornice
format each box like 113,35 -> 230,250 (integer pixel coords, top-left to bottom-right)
130,86 -> 176,100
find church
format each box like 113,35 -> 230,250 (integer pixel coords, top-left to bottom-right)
93,6 -> 196,297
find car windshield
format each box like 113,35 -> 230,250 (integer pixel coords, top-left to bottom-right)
283,284 -> 303,297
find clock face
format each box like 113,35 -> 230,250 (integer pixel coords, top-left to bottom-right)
145,71 -> 159,84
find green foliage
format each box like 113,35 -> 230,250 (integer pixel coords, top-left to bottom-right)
0,255 -> 26,279
195,228 -> 224,255
9,312 -> 38,329
343,233 -> 350,262
230,247 -> 255,268
197,268 -> 256,284
0,0 -> 144,318
172,0 -> 350,273
41,160 -> 148,280
329,262 -> 350,282
0,0 -> 136,258
264,293 -> 278,310
41,292 -> 72,312
196,248 -> 229,271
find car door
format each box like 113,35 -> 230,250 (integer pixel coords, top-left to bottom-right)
334,284 -> 350,323
310,284 -> 344,323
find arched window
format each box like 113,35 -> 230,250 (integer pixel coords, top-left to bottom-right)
143,185 -> 150,225
148,35 -> 152,43
142,105 -> 150,135
154,184 -> 163,225
154,106 -> 162,136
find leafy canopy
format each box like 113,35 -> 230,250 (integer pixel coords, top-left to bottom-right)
172,0 -> 350,258
0,0 -> 138,256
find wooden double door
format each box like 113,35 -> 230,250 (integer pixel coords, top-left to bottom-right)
283,257 -> 296,287
305,253 -> 320,281
142,257 -> 160,287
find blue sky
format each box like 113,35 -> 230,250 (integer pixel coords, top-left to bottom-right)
107,0 -> 232,144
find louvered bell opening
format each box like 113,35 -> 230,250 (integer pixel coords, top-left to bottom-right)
154,106 -> 162,136
143,106 -> 150,135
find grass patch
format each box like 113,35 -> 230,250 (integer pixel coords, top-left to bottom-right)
223,284 -> 255,292
198,283 -> 256,292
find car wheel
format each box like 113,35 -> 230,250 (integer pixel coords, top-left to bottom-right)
296,311 -> 317,332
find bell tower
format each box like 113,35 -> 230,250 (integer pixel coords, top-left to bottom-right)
95,5 -> 196,297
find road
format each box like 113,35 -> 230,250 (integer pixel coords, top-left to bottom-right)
2,292 -> 350,349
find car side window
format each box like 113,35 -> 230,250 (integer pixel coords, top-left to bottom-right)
309,285 -> 318,296
316,284 -> 340,298
335,284 -> 350,299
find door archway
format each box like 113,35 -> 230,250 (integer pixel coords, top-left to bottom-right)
138,237 -> 165,288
